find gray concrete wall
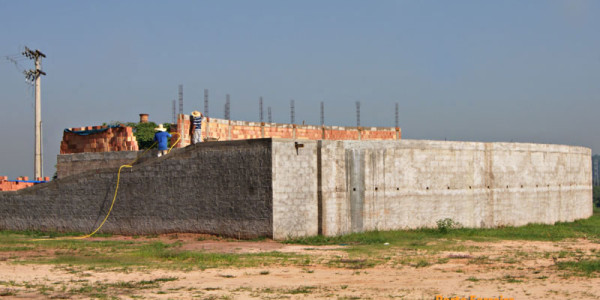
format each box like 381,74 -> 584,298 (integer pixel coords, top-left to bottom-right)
1,138 -> 592,239
271,140 -> 319,239
0,139 -> 274,238
320,140 -> 592,236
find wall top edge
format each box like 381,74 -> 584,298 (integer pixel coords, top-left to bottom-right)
198,115 -> 399,131
320,139 -> 591,154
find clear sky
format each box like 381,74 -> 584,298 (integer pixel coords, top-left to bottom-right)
1,1 -> 599,179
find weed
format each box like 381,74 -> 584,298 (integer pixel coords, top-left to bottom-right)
0,289 -> 16,296
556,259 -> 600,276
415,260 -> 431,268
437,218 -> 461,233
287,286 -> 316,294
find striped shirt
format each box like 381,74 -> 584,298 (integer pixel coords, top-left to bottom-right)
192,115 -> 202,130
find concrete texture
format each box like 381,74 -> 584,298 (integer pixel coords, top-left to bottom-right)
272,140 -> 319,239
320,140 -> 592,236
57,151 -> 142,178
0,138 -> 593,239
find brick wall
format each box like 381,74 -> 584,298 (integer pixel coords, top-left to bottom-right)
171,114 -> 401,148
60,125 -> 139,154
0,176 -> 49,191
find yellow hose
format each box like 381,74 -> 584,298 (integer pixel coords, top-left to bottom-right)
33,132 -> 181,241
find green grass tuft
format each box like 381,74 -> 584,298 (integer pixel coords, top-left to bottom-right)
556,259 -> 600,276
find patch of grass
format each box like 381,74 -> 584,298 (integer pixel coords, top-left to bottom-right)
502,275 -> 524,283
287,286 -> 316,294
285,209 -> 600,246
0,246 -> 34,252
556,259 -> 600,276
415,259 -> 431,268
0,289 -> 16,296
330,258 -> 375,269
14,239 -> 306,270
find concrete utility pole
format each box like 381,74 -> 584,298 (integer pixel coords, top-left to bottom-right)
22,47 -> 46,179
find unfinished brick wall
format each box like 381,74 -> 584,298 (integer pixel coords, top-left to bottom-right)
0,176 -> 49,191
60,125 -> 139,154
170,114 -> 401,148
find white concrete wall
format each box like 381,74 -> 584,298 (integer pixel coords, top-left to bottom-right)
320,140 -> 592,236
271,140 -> 319,239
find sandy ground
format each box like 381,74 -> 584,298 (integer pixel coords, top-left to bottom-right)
1,235 -> 600,299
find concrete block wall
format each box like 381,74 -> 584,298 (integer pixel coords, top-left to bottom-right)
271,140 -> 319,239
56,151 -> 144,179
1,139 -> 274,238
319,140 -> 592,236
60,125 -> 139,154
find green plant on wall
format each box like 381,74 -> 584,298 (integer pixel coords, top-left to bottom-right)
104,121 -> 172,149
594,186 -> 600,208
131,122 -> 173,149
131,122 -> 158,149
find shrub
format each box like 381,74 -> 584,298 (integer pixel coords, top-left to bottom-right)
436,218 -> 460,233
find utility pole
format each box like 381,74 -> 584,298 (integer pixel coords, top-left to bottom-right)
22,47 -> 46,179
204,89 -> 209,116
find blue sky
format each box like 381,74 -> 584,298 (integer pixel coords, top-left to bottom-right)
1,1 -> 599,178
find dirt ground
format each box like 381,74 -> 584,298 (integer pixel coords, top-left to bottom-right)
1,235 -> 600,299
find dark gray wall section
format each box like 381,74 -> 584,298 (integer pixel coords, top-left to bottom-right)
0,139 -> 273,238
57,151 -> 145,178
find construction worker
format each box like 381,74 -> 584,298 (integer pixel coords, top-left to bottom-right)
191,110 -> 203,144
153,124 -> 172,157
